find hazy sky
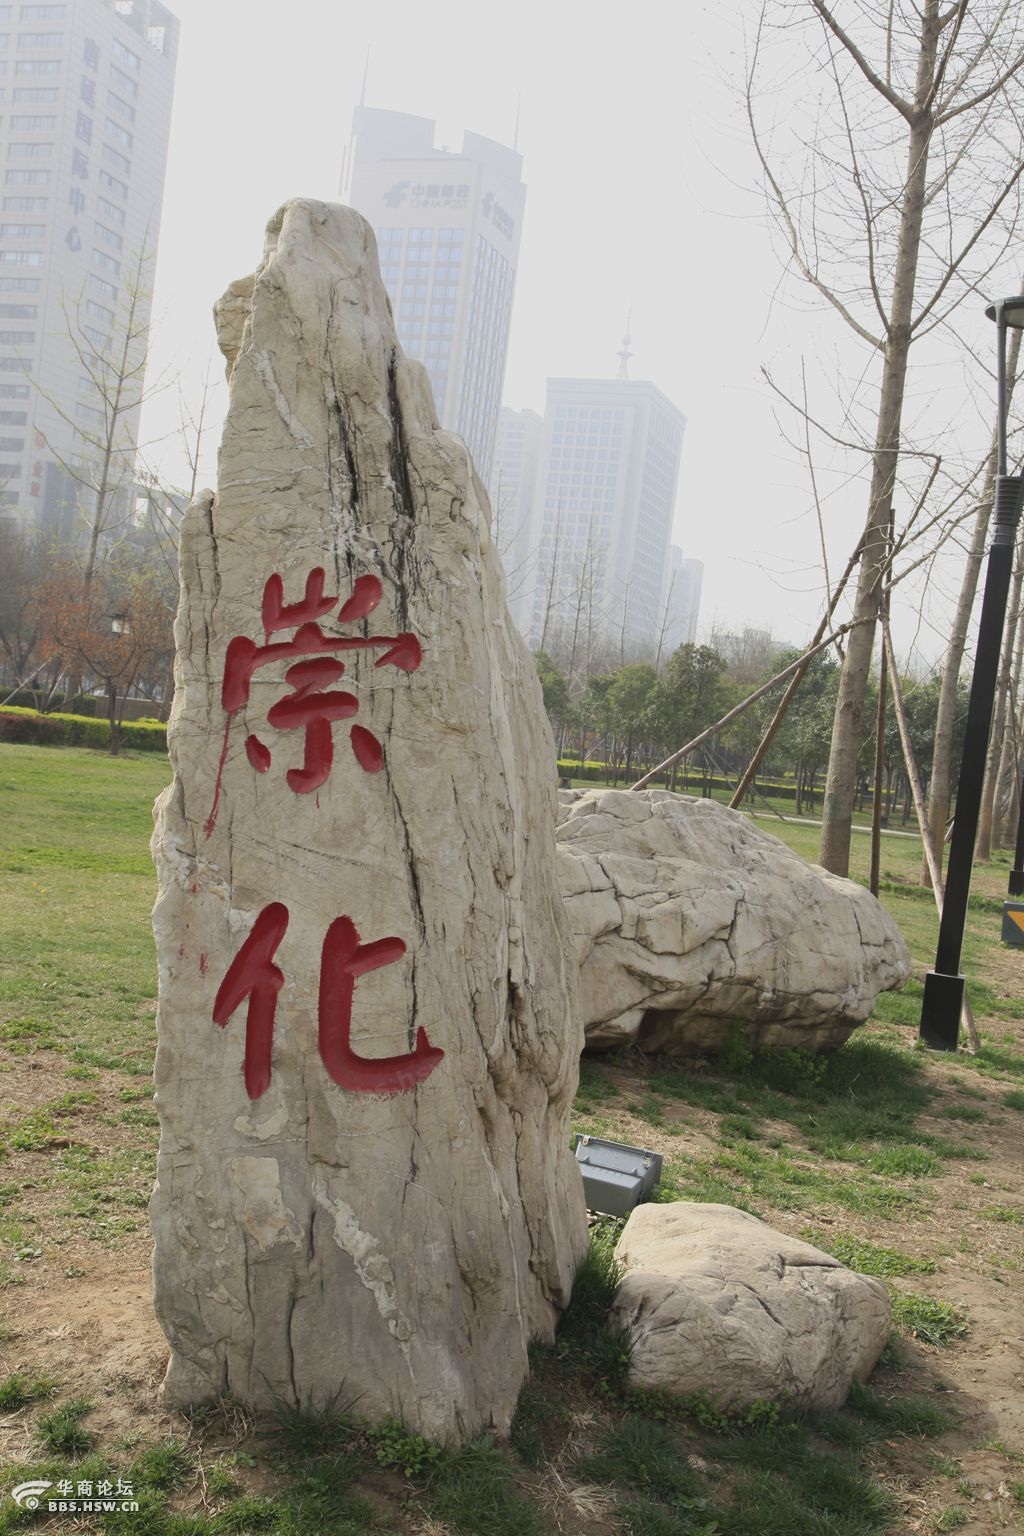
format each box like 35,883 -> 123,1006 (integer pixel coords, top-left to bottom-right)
140,0 -> 1016,662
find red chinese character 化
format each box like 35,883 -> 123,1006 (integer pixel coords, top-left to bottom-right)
212,903 -> 444,1100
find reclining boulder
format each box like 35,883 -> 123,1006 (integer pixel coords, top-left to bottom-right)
556,788 -> 911,1052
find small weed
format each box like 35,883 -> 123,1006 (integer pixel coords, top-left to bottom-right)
867,1144 -> 939,1177
131,1439 -> 192,1489
890,1294 -> 968,1346
719,1114 -> 761,1142
811,1232 -> 937,1276
924,1453 -> 962,1478
367,1415 -> 444,1480
1004,1090 -> 1024,1111
37,1396 -> 95,1456
202,1458 -> 242,1500
930,1507 -> 968,1532
267,1386 -> 358,1457
0,1372 -> 56,1410
980,1203 -> 1024,1224
937,1104 -> 989,1123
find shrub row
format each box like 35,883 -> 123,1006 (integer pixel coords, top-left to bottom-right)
0,706 -> 168,753
556,759 -> 803,799
0,689 -> 98,716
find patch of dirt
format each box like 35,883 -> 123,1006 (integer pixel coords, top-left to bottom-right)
0,1252 -> 171,1459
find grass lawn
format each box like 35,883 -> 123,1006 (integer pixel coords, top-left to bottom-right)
1,743 -> 1024,1535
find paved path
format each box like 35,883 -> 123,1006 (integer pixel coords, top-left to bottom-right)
747,810 -> 921,841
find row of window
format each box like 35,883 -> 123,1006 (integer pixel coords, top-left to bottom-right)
4,139 -> 131,179
0,258 -> 118,293
554,407 -> 628,420
0,31 -> 65,46
378,226 -> 465,244
0,58 -> 139,94
0,7 -> 67,19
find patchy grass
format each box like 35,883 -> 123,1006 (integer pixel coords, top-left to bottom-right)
889,1294 -> 969,1346
807,1232 -> 937,1277
36,1396 -> 96,1457
1,744 -> 1022,1536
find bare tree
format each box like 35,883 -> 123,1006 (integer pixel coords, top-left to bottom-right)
34,246 -> 165,592
748,0 -> 1024,875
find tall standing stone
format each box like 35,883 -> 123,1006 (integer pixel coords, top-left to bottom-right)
150,200 -> 588,1440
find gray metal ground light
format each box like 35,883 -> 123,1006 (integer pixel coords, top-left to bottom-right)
574,1135 -> 662,1217
919,295 -> 1024,1049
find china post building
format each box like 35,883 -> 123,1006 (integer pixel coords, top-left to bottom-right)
346,105 -> 526,485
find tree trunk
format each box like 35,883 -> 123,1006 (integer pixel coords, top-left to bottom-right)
870,662 -> 887,896
819,9 -> 939,876
925,319 -> 1023,881
993,627 -> 1024,846
976,542 -> 1024,858
107,678 -> 120,757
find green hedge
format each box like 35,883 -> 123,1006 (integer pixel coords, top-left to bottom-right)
0,690 -> 98,715
556,758 -> 803,799
0,706 -> 168,753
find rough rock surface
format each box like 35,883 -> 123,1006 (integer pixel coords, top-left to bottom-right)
150,200 -> 588,1440
611,1203 -> 891,1410
556,788 -> 911,1052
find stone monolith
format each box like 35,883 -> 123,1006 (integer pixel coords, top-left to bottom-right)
150,200 -> 588,1440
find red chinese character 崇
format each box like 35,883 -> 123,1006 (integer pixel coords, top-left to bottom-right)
205,568 -> 422,835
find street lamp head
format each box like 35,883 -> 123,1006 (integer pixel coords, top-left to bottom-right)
986,296 -> 1024,329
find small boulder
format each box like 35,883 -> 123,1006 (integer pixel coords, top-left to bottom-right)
556,788 -> 911,1053
610,1203 -> 891,1411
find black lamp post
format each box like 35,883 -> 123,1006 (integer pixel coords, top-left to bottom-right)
919,297 -> 1024,1050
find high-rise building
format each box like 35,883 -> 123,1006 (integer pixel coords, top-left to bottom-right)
346,105 -> 525,483
660,547 -> 703,654
487,404 -> 542,635
525,377 -> 686,655
0,0 -> 178,536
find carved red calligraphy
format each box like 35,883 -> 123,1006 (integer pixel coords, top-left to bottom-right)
212,904 -> 444,1100
204,569 -> 422,835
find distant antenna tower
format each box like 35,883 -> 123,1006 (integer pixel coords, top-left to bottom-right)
617,309 -> 633,379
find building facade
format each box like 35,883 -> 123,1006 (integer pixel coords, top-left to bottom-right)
487,404 -> 542,634
347,105 -> 525,484
660,546 -> 703,655
524,377 -> 686,656
0,0 -> 178,537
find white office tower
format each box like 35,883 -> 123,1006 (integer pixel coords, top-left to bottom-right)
660,546 -> 703,655
526,377 -> 686,657
488,404 -> 542,634
0,0 -> 178,536
347,105 -> 525,483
